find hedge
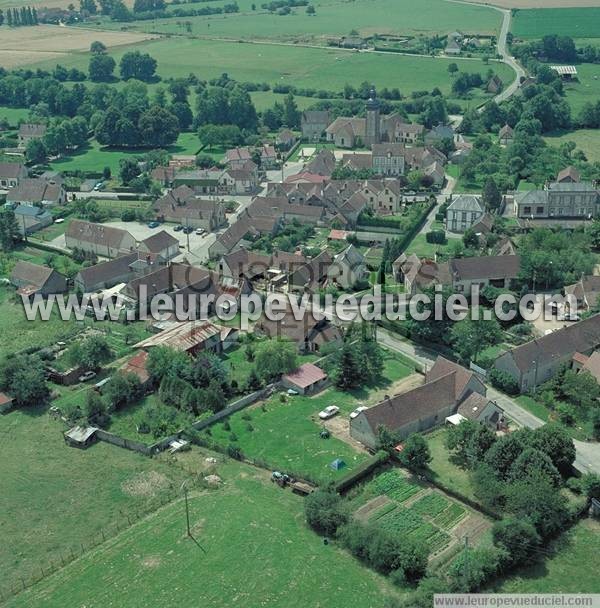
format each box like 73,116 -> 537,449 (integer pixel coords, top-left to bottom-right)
334,450 -> 389,494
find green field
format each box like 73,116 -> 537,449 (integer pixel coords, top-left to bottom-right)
207,351 -> 414,483
0,106 -> 30,125
561,63 -> 600,115
30,37 -> 514,105
50,132 -> 201,174
544,129 -> 600,163
5,453 -> 399,608
512,7 -> 600,40
494,519 -> 600,593
0,404 -> 190,595
77,0 -> 501,40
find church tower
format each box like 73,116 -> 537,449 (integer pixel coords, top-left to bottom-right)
364,87 -> 381,147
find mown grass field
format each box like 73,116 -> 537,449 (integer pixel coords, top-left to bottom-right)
0,404 -> 189,595
512,7 -> 600,39
561,63 -> 600,115
76,0 -> 501,40
29,36 -> 515,104
50,132 -> 200,174
494,519 -> 600,593
5,453 -> 399,608
207,351 -> 415,483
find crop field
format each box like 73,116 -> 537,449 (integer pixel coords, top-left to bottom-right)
0,24 -> 155,69
207,351 -> 414,483
5,454 -> 399,608
494,519 -> 600,593
27,35 -> 515,104
512,7 -> 600,39
0,405 -> 190,595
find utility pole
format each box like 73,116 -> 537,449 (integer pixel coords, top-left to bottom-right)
186,217 -> 190,252
463,535 -> 469,591
181,481 -> 191,537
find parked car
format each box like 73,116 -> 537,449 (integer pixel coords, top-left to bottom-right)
173,224 -> 183,232
350,406 -> 367,419
318,405 -> 339,420
195,227 -> 206,235
78,371 -> 97,383
182,226 -> 194,234
147,221 -> 160,229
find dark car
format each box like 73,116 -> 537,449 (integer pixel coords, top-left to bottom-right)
173,224 -> 183,232
147,221 -> 160,229
183,226 -> 194,234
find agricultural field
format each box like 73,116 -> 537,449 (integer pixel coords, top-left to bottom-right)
544,129 -> 600,163
206,351 -> 415,483
352,469 -> 471,556
512,7 -> 600,40
494,519 -> 600,593
0,24 -> 155,69
50,132 -> 201,174
75,0 -> 502,40
4,452 -> 400,608
28,35 -> 515,106
0,404 -> 189,596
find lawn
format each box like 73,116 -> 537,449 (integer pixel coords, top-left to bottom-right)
5,452 -> 399,608
0,106 -> 30,125
493,519 -> 600,593
512,7 -> 600,39
425,428 -> 478,502
206,351 -> 415,483
74,0 -> 501,40
0,404 -> 189,595
50,132 -> 200,174
403,233 -> 453,258
544,129 -> 600,163
30,37 -> 514,106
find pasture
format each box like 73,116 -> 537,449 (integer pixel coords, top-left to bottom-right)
0,404 -> 188,595
560,63 -> 600,115
83,0 -> 501,40
5,453 -> 399,608
512,7 -> 600,39
544,129 -> 600,163
206,351 -> 415,483
30,36 -> 516,104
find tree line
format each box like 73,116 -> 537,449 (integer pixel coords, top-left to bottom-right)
0,6 -> 39,27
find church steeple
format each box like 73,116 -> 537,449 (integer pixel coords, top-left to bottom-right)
365,86 -> 381,146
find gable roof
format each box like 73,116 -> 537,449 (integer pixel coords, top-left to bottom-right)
447,194 -> 483,213
360,372 -> 458,433
557,166 -> 581,183
282,362 -> 327,389
76,253 -> 139,291
66,219 -> 133,249
18,123 -> 46,138
0,162 -> 27,179
501,314 -> 600,373
7,178 -> 63,204
425,356 -> 478,401
10,260 -> 57,289
140,230 -> 179,253
449,255 -> 520,282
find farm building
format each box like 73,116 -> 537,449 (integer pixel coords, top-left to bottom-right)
64,426 -> 98,449
10,261 -> 68,298
0,392 -> 15,414
282,363 -> 328,395
550,65 -> 578,80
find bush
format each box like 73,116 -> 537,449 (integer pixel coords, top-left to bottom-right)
304,490 -> 348,537
425,229 -> 447,244
488,368 -> 519,395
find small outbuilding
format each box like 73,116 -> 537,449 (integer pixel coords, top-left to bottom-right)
0,392 -> 15,414
330,458 -> 346,471
282,363 -> 328,395
64,426 -> 98,449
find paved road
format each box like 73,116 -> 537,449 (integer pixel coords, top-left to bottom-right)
376,327 -> 600,475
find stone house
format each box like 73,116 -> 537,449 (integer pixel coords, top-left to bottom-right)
17,123 -> 46,148
138,230 -> 180,262
10,261 -> 67,297
0,162 -> 28,189
13,204 -> 53,235
74,252 -> 140,293
327,244 -> 368,290
498,124 -> 514,145
66,220 -> 136,258
6,178 -> 66,208
301,110 -> 331,141
350,356 -> 486,448
494,314 -> 600,393
445,194 -> 485,233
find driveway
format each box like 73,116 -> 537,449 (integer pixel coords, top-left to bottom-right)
376,327 -> 600,475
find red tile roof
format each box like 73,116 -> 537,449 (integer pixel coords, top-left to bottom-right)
283,363 -> 327,389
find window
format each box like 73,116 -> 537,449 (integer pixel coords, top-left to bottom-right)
523,206 -> 531,215
536,206 -> 544,214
